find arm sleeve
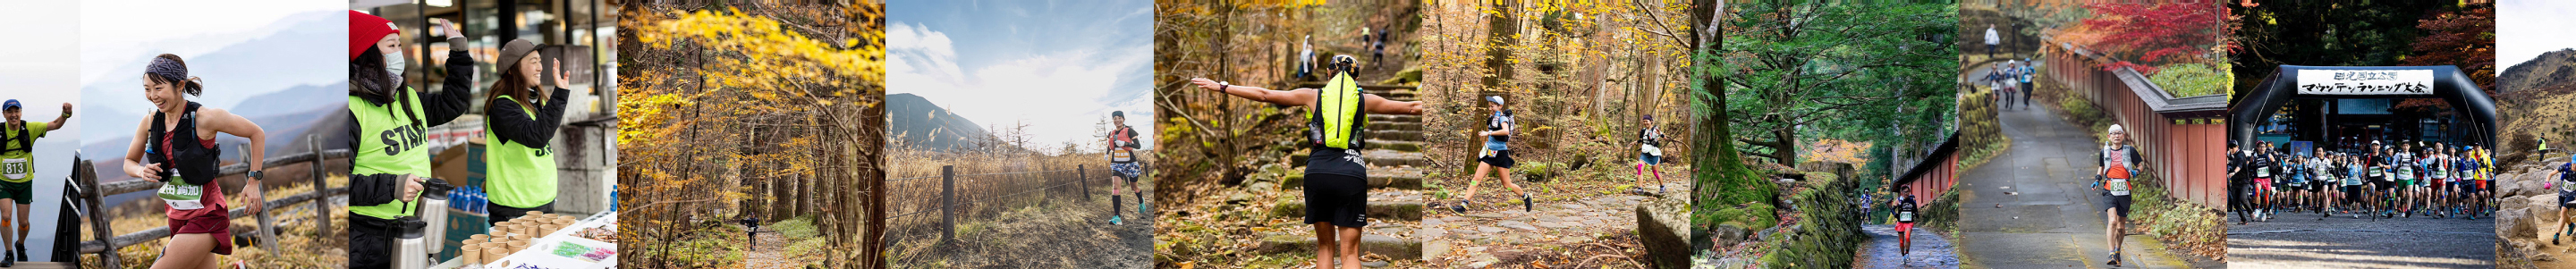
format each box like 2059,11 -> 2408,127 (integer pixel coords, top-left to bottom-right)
488,88 -> 572,146
419,39 -> 476,125
349,173 -> 404,206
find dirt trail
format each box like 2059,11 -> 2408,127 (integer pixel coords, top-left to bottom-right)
743,227 -> 804,268
897,181 -> 1154,268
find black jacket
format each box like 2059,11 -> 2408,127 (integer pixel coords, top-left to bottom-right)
348,40 -> 476,208
487,88 -> 572,147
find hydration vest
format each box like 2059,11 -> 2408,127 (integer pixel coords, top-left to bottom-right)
148,103 -> 222,213
1895,198 -> 1919,223
0,123 -> 27,156
0,123 -> 33,181
1108,125 -> 1138,164
1306,72 -> 1368,149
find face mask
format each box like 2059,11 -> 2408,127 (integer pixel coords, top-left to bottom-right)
384,51 -> 408,77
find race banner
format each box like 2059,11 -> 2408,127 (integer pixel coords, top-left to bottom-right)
2296,69 -> 2435,95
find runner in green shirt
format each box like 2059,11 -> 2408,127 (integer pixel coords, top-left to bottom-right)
0,99 -> 66,265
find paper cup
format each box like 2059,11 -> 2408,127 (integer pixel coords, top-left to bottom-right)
481,242 -> 509,263
460,243 -> 485,265
507,240 -> 530,253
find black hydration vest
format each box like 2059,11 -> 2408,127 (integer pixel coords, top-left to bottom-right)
0,123 -> 29,156
147,102 -> 222,186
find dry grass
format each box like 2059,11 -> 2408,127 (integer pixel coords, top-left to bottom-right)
80,175 -> 349,268
883,140 -> 1131,265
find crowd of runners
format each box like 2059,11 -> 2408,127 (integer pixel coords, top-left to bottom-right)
2228,139 -> 2495,223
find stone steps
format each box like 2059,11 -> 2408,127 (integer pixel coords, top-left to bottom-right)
1368,121 -> 1422,131
1367,130 -> 1426,141
1368,114 -> 1420,122
1365,139 -> 1422,152
1280,167 -> 1428,190
1290,149 -> 1428,167
1258,233 -> 1422,260
1270,191 -> 1426,221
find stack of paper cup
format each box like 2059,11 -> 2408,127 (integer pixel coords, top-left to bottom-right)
479,242 -> 507,265
460,242 -> 485,265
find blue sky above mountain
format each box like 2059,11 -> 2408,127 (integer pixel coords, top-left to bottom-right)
887,0 -> 1154,149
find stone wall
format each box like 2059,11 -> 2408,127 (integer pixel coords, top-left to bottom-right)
1753,168 -> 1868,268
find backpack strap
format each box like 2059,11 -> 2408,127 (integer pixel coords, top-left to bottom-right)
0,123 -> 26,154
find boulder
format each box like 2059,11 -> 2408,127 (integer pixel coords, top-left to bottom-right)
2530,196 -> 2563,225
2502,174 -> 2525,197
2505,207 -> 2538,239
1635,198 -> 1690,269
1711,224 -> 1750,247
2523,179 -> 2552,198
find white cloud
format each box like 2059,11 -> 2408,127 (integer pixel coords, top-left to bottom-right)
889,21 -> 1154,150
2501,0 -> 2576,68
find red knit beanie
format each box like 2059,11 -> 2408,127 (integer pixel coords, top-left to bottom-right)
350,11 -> 401,60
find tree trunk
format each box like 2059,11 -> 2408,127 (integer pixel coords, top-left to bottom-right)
1485,0 -> 1517,89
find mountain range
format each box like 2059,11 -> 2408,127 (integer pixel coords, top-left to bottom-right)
888,93 -> 993,152
2500,48 -> 2576,95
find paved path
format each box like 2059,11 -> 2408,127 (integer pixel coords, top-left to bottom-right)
2224,210 -> 2494,268
1953,102 -> 2203,268
1854,224 -> 1962,269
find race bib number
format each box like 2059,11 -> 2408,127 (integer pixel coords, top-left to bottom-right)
157,175 -> 204,210
2106,179 -> 2131,196
0,158 -> 24,180
1640,145 -> 1662,156
1897,211 -> 1914,222
2255,168 -> 2269,177
1108,150 -> 1135,163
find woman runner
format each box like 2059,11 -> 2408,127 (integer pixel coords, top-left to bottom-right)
123,54 -> 267,269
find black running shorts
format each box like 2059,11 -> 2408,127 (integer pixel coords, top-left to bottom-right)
1305,172 -> 1369,228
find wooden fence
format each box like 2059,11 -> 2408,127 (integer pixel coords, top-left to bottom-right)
883,164 -> 1121,248
72,135 -> 350,269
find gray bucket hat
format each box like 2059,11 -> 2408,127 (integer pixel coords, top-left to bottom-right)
495,39 -> 538,74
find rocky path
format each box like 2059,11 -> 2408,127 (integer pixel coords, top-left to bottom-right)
1422,181 -> 1684,267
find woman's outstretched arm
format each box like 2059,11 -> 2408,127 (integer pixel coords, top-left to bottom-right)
1190,78 -> 1314,106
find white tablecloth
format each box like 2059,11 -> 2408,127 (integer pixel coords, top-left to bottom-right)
428,212 -> 619,269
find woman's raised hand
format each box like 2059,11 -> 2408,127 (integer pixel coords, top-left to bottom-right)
432,18 -> 462,40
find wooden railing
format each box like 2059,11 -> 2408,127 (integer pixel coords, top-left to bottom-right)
72,135 -> 349,269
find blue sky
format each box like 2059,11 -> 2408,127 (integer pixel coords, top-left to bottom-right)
887,0 -> 1154,150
